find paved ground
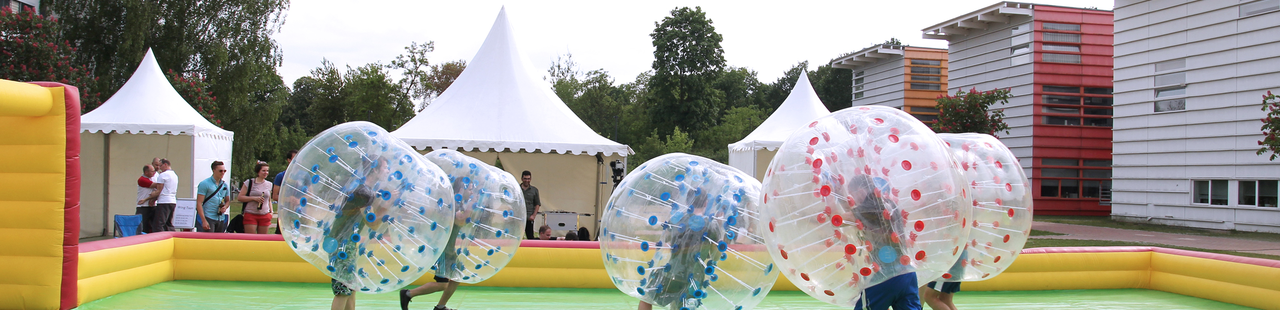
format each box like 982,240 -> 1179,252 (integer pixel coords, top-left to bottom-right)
1032,221 -> 1280,256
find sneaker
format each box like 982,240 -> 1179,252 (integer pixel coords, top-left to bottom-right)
399,289 -> 412,310
433,305 -> 455,310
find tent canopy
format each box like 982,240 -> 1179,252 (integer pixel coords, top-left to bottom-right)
728,72 -> 831,151
391,8 -> 630,156
81,49 -> 232,140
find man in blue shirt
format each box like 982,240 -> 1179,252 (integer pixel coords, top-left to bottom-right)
196,161 -> 231,232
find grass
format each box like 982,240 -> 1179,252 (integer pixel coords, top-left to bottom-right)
1024,237 -> 1280,261
1034,215 -> 1280,243
1029,229 -> 1065,236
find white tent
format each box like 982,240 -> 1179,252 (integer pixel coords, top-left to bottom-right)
79,49 -> 234,237
728,72 -> 831,181
392,8 -> 631,236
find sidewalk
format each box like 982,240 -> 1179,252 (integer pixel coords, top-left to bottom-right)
1032,221 -> 1280,256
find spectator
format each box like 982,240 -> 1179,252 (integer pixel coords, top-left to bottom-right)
564,230 -> 579,241
135,164 -> 161,233
196,161 -> 231,232
521,171 -> 541,239
237,161 -> 274,234
153,158 -> 179,232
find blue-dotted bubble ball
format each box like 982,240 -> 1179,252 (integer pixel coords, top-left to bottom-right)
424,149 -> 525,284
278,121 -> 456,293
759,106 -> 971,306
600,153 -> 777,310
937,133 -> 1032,282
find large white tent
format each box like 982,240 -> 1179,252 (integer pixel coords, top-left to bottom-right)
79,49 -> 234,238
729,72 -> 831,181
392,8 -> 631,236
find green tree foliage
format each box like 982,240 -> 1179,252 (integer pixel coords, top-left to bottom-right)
932,88 -> 1011,135
695,106 -> 768,162
714,67 -> 768,110
288,60 -> 415,135
648,6 -> 727,135
635,127 -> 694,165
1256,91 -> 1280,160
165,69 -> 218,126
387,41 -> 467,112
50,0 -> 291,179
809,63 -> 853,112
0,7 -> 102,110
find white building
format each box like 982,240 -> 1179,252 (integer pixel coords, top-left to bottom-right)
1111,0 -> 1280,232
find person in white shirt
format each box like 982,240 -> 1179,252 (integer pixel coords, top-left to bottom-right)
153,158 -> 180,232
135,164 -> 162,233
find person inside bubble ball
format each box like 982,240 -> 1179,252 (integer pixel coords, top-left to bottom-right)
638,183 -> 729,310
327,156 -> 396,310
920,248 -> 967,310
848,175 -> 922,310
400,174 -> 480,310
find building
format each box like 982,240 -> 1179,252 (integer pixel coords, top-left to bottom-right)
1110,0 -> 1280,232
922,2 -> 1115,215
832,44 -> 950,124
1,0 -> 38,13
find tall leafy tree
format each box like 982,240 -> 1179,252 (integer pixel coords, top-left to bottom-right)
0,7 -> 102,110
648,6 -> 726,135
50,0 -> 291,179
1257,91 -> 1280,160
810,63 -> 853,112
388,41 -> 467,111
932,88 -> 1011,135
292,61 -> 414,135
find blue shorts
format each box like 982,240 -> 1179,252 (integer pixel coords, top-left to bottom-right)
925,281 -> 961,294
853,272 -> 922,310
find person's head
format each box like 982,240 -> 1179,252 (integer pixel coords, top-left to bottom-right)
538,225 -> 552,240
564,231 -> 578,241
159,158 -> 171,171
142,164 -> 155,178
521,170 -> 532,185
151,157 -> 162,171
211,161 -> 226,181
254,161 -> 270,180
285,150 -> 298,164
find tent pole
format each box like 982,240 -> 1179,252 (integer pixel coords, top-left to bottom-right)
594,153 -> 603,240
102,133 -> 110,237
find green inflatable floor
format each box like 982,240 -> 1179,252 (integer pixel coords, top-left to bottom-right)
78,281 -> 1252,310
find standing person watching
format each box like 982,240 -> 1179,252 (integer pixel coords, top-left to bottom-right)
196,161 -> 231,232
135,164 -> 162,233
521,170 -> 541,240
238,162 -> 274,234
153,158 -> 180,232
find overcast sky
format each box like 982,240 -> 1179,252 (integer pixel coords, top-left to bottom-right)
274,1 -> 1114,86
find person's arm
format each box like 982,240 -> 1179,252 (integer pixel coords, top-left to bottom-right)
218,184 -> 230,214
272,172 -> 284,202
237,181 -> 255,203
196,191 -> 210,230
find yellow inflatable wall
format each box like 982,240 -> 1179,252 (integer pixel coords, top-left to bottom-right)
0,79 -> 81,310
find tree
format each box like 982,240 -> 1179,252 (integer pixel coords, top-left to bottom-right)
932,88 -> 1011,135
884,37 -> 904,46
633,127 -> 695,169
647,6 -> 727,135
714,67 -> 768,110
293,60 -> 415,135
0,7 -> 102,110
388,41 -> 467,111
1257,91 -> 1280,160
166,69 -> 218,126
809,63 -> 853,112
695,106 -> 768,163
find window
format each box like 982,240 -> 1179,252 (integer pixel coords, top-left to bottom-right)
1043,158 -> 1078,166
1043,53 -> 1082,64
855,77 -> 864,85
1012,33 -> 1032,46
1043,106 -> 1079,114
855,92 -> 864,99
1155,99 -> 1186,112
1156,87 -> 1186,98
1011,44 -> 1031,55
1043,33 -> 1082,43
912,114 -> 939,122
1193,180 -> 1229,205
1042,180 -> 1060,197
911,67 -> 942,75
1084,117 -> 1113,127
1155,58 -> 1186,72
1083,169 -> 1112,178
1155,72 -> 1186,87
911,75 -> 941,82
1040,158 -> 1112,199
910,106 -> 939,113
856,71 -> 864,77
1083,160 -> 1112,167
1044,85 -> 1081,93
1044,116 -> 1081,125
1241,181 -> 1257,205
1043,23 -> 1082,31
1084,87 -> 1113,95
1263,180 -> 1279,207
856,85 -> 864,91
910,83 -> 941,90
1044,95 -> 1081,104
1241,0 -> 1280,17
1083,97 -> 1113,106
1239,180 -> 1279,207
1084,108 -> 1113,116
1044,169 -> 1082,177
911,59 -> 942,66
1011,54 -> 1032,65
1042,44 -> 1081,52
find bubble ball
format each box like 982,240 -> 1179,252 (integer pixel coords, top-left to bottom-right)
600,153 -> 777,310
278,121 -> 456,293
423,149 -> 525,284
758,106 -> 972,306
937,133 -> 1033,281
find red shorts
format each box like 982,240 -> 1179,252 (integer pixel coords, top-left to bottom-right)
243,212 -> 273,226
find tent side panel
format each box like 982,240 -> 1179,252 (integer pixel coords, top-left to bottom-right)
106,134 -> 194,231
483,152 -> 601,236
79,132 -> 106,238
191,135 -> 233,196
728,149 -> 757,180
755,149 -> 778,183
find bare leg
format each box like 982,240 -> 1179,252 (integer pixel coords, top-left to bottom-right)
638,301 -> 652,310
345,294 -> 355,310
332,294 -> 354,310
939,291 -> 957,310
245,224 -> 259,234
407,282 -> 448,297
920,286 -> 949,310
436,281 -> 459,307
258,224 -> 271,234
